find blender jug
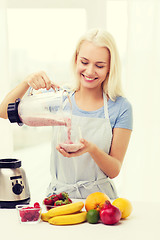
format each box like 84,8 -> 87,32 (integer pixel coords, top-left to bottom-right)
7,89 -> 72,127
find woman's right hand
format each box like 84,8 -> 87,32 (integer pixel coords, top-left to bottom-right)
0,71 -> 61,119
24,71 -> 60,91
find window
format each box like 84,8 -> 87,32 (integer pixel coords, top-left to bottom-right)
7,8 -> 87,87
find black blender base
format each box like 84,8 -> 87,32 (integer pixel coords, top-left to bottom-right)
0,197 -> 30,208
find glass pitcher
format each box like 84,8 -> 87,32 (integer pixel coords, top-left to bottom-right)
7,89 -> 72,127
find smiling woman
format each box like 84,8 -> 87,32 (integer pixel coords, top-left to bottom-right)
72,29 -> 123,101
0,28 -> 133,200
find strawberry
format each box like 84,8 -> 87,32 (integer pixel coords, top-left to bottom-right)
57,192 -> 69,200
25,211 -> 34,221
54,200 -> 66,206
49,194 -> 57,199
34,202 -> 40,208
19,209 -> 25,218
43,198 -> 53,205
54,198 -> 71,206
50,196 -> 59,203
43,194 -> 59,205
21,216 -> 27,222
33,211 -> 40,221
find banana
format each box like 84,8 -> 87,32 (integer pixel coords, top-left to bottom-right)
48,211 -> 87,225
41,213 -> 50,222
41,201 -> 84,222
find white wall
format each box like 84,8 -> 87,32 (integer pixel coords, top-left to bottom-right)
0,4 -> 13,158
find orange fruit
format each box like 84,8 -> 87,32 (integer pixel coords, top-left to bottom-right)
85,192 -> 110,212
112,198 -> 133,219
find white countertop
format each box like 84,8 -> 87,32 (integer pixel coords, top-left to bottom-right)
0,200 -> 160,240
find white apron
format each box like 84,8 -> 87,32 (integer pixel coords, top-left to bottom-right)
47,93 -> 118,199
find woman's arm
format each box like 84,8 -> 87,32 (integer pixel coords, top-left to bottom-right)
0,81 -> 29,119
0,71 -> 55,119
56,128 -> 132,179
88,128 -> 132,178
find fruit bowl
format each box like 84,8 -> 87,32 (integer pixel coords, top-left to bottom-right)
43,192 -> 72,211
43,203 -> 72,211
16,204 -> 42,224
44,204 -> 57,211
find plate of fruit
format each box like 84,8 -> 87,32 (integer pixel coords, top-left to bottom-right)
43,192 -> 72,210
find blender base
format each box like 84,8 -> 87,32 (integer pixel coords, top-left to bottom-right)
0,197 -> 30,208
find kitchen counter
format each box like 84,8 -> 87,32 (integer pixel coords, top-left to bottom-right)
0,200 -> 160,240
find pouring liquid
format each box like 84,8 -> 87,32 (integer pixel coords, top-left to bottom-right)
59,119 -> 84,153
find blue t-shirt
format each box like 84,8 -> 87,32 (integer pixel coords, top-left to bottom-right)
69,93 -> 133,130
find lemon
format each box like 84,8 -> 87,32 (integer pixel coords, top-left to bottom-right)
86,209 -> 100,224
112,198 -> 133,219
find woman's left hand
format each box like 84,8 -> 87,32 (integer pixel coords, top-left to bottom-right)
56,139 -> 95,158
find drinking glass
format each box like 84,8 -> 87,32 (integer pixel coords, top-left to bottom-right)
57,125 -> 84,153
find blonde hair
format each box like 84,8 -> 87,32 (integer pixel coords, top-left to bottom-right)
71,28 -> 124,101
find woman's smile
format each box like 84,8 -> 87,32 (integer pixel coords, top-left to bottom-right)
81,73 -> 98,82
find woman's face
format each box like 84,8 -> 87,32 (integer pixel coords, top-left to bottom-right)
76,40 -> 110,90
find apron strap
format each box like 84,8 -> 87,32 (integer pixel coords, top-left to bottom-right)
103,92 -> 110,120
